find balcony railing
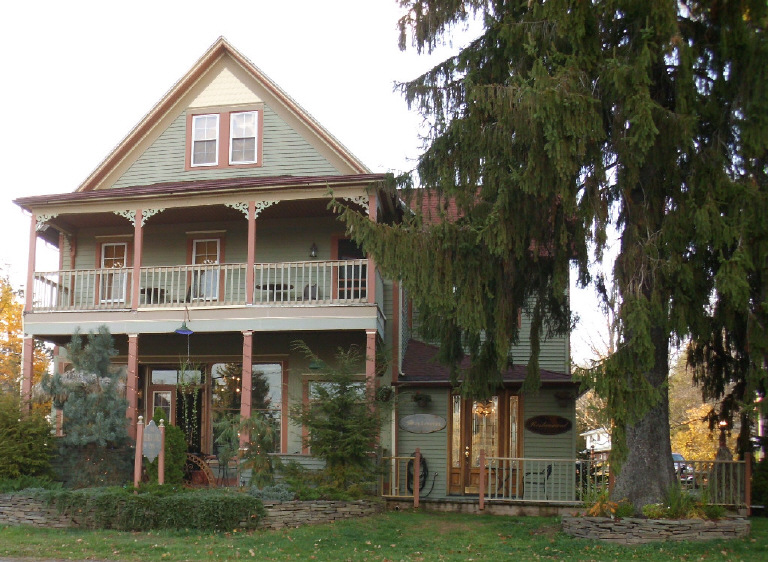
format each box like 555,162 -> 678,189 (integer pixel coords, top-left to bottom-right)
32,259 -> 371,312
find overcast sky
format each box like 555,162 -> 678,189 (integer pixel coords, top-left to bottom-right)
1,0 -> 606,365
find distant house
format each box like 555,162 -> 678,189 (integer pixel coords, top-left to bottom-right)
580,428 -> 611,461
15,38 -> 579,508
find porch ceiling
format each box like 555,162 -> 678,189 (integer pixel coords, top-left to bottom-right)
40,198 -> 339,235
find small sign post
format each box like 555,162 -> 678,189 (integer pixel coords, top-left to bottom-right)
142,419 -> 166,485
133,416 -> 144,489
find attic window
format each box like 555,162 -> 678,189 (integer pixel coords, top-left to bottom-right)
230,111 -> 258,164
186,106 -> 263,170
192,114 -> 219,166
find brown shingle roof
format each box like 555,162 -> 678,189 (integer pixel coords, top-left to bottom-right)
399,339 -> 574,386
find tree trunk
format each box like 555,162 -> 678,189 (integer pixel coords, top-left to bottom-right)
612,327 -> 676,511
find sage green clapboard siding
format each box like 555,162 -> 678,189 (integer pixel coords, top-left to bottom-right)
411,306 -> 570,374
110,106 -> 341,190
381,278 -> 395,380
522,388 -> 577,500
395,389 -> 449,499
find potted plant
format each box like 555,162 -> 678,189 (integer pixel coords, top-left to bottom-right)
412,391 -> 432,408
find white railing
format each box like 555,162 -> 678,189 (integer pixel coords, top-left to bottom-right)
33,268 -> 134,311
253,259 -> 368,304
32,259 -> 373,311
380,453 -> 749,509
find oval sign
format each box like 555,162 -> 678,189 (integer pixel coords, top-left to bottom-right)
524,415 -> 572,436
399,414 -> 447,434
142,420 -> 162,461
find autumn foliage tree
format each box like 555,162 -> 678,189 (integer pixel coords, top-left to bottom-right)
0,271 -> 49,395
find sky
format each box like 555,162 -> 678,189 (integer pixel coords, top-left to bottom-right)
0,0 -> 607,365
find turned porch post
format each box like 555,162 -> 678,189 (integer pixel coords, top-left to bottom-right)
131,210 -> 143,311
127,334 -> 139,440
240,330 -> 253,449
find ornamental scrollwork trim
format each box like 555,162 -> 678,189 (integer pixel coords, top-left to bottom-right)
141,208 -> 164,226
114,210 -> 137,226
254,200 -> 279,219
341,195 -> 370,215
35,213 -> 59,231
225,202 -> 249,218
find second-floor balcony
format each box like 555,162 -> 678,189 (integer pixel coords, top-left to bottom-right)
32,259 -> 379,312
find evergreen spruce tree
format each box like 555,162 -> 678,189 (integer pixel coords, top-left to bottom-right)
340,1 -> 768,510
42,326 -> 132,486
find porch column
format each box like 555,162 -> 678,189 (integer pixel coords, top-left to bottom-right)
366,330 -> 377,394
21,336 -> 34,405
246,202 -> 256,305
240,330 -> 253,448
25,213 -> 37,313
366,192 -> 377,305
127,334 -> 139,440
131,210 -> 143,311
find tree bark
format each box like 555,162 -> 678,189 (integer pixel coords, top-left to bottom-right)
612,326 -> 677,511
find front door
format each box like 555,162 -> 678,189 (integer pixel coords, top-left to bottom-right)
449,393 -> 520,495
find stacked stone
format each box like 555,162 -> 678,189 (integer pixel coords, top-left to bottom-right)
256,500 -> 384,530
562,515 -> 751,544
0,494 -> 72,528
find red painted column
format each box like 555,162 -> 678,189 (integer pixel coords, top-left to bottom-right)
21,337 -> 34,405
366,330 -> 377,395
367,192 -> 378,304
131,210 -> 143,310
127,334 -> 139,440
134,416 -> 144,489
240,331 -> 253,448
246,202 -> 256,305
25,213 -> 37,313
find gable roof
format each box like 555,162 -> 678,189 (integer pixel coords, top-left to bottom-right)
400,339 -> 574,386
77,37 -> 369,193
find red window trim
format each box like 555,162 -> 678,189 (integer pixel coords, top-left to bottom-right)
185,105 -> 264,171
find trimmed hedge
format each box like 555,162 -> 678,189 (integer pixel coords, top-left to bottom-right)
40,487 -> 264,531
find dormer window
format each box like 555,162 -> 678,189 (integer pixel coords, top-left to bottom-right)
186,106 -> 263,170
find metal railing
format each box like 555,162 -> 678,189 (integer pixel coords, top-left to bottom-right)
31,259 -> 373,311
674,459 -> 749,507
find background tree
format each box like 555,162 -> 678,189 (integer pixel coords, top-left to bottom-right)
0,272 -> 49,394
340,1 -> 768,511
0,392 -> 52,479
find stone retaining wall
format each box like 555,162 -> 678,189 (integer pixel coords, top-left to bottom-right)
562,515 -> 751,544
0,494 -> 72,528
0,493 -> 382,531
258,500 -> 384,530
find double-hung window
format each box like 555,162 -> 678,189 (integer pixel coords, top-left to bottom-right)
188,107 -> 261,169
230,111 -> 258,164
191,114 -> 219,166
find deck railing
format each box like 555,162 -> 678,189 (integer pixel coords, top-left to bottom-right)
381,452 -> 750,510
31,259 -> 372,311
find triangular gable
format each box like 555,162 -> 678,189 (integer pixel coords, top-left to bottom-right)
77,37 -> 369,192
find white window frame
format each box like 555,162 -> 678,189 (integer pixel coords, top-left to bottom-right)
191,114 -> 219,167
229,110 -> 259,165
191,238 -> 220,301
100,242 -> 128,304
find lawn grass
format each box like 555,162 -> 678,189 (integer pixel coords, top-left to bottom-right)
0,512 -> 766,561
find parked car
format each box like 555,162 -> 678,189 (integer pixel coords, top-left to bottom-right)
672,453 -> 695,486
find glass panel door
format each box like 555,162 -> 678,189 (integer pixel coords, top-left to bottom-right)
192,239 -> 220,301
100,242 -> 127,303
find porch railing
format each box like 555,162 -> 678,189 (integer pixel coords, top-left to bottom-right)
31,259 -> 373,311
381,452 -> 751,511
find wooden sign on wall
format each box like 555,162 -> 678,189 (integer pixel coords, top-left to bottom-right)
524,415 -> 572,435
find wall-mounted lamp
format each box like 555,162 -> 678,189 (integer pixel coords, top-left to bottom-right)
309,242 -> 318,258
175,307 -> 194,335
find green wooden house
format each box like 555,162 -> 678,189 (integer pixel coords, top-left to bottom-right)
15,38 -> 580,508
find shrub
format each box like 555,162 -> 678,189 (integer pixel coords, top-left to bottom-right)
752,458 -> 768,515
43,487 -> 264,531
0,476 -> 60,493
248,482 -> 296,501
0,393 -> 53,479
